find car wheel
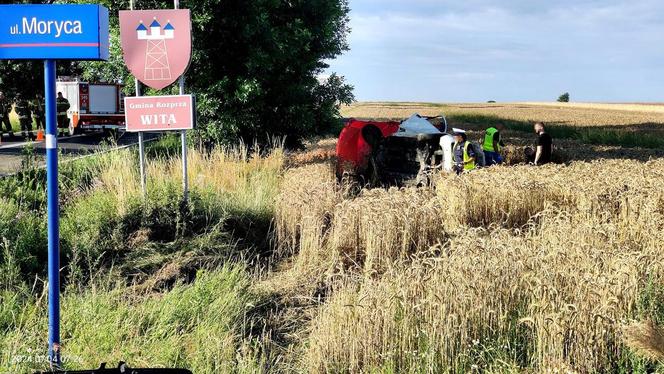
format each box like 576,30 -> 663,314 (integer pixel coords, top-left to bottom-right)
361,125 -> 382,148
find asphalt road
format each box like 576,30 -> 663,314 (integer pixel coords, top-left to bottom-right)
0,131 -> 161,176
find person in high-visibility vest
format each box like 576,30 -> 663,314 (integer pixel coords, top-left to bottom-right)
452,128 -> 476,174
482,124 -> 506,166
56,92 -> 70,136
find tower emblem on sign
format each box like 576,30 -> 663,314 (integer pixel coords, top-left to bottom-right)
137,18 -> 174,81
119,10 -> 191,90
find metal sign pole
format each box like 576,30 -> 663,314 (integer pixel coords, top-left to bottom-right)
45,60 -> 61,368
175,0 -> 188,202
180,92 -> 188,202
0,4 -> 109,370
131,0 -> 147,197
138,131 -> 146,195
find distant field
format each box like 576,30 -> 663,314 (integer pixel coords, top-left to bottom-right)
341,102 -> 664,150
520,102 -> 664,113
342,102 -> 664,128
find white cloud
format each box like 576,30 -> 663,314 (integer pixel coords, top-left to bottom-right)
328,0 -> 664,101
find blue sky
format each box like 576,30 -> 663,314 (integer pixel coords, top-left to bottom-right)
326,0 -> 664,102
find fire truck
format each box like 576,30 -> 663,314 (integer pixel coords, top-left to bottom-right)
56,78 -> 125,135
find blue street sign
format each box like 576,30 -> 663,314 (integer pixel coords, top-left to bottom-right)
0,4 -> 110,369
0,4 -> 109,60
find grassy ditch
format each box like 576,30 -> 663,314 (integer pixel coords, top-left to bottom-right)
3,135 -> 664,373
0,137 -> 284,372
1,267 -> 262,374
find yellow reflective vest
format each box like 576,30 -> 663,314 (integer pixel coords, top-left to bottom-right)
483,127 -> 500,152
454,141 -> 476,171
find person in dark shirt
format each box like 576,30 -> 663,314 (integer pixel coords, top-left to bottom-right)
533,122 -> 553,165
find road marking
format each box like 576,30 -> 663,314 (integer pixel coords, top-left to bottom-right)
0,134 -> 87,150
0,135 -> 160,178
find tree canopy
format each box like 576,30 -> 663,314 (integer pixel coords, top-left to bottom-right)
0,0 -> 354,146
558,92 -> 570,103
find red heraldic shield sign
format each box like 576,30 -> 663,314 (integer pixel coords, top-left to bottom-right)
119,9 -> 191,91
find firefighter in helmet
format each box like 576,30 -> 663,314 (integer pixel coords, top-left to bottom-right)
14,94 -> 33,138
56,92 -> 70,136
30,94 -> 45,131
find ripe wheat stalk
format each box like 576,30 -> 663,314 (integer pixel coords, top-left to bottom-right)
274,151 -> 664,372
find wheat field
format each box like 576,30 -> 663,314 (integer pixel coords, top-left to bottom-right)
341,102 -> 664,128
275,158 -> 664,373
267,103 -> 664,372
5,103 -> 664,373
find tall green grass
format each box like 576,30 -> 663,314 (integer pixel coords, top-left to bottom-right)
0,267 -> 262,373
0,141 -> 285,372
0,140 -> 284,286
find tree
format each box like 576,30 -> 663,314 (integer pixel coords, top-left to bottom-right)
0,0 -> 69,100
558,92 -> 570,103
0,61 -> 42,99
0,1 -> 83,100
1,0 -> 354,146
77,0 -> 355,147
0,61 -> 83,102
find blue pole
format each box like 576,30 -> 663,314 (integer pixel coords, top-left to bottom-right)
44,60 -> 61,368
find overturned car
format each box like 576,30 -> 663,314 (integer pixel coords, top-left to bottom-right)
336,114 -> 456,186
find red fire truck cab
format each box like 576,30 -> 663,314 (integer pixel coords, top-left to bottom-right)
56,78 -> 125,135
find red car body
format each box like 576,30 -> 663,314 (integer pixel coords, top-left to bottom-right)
336,119 -> 400,176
